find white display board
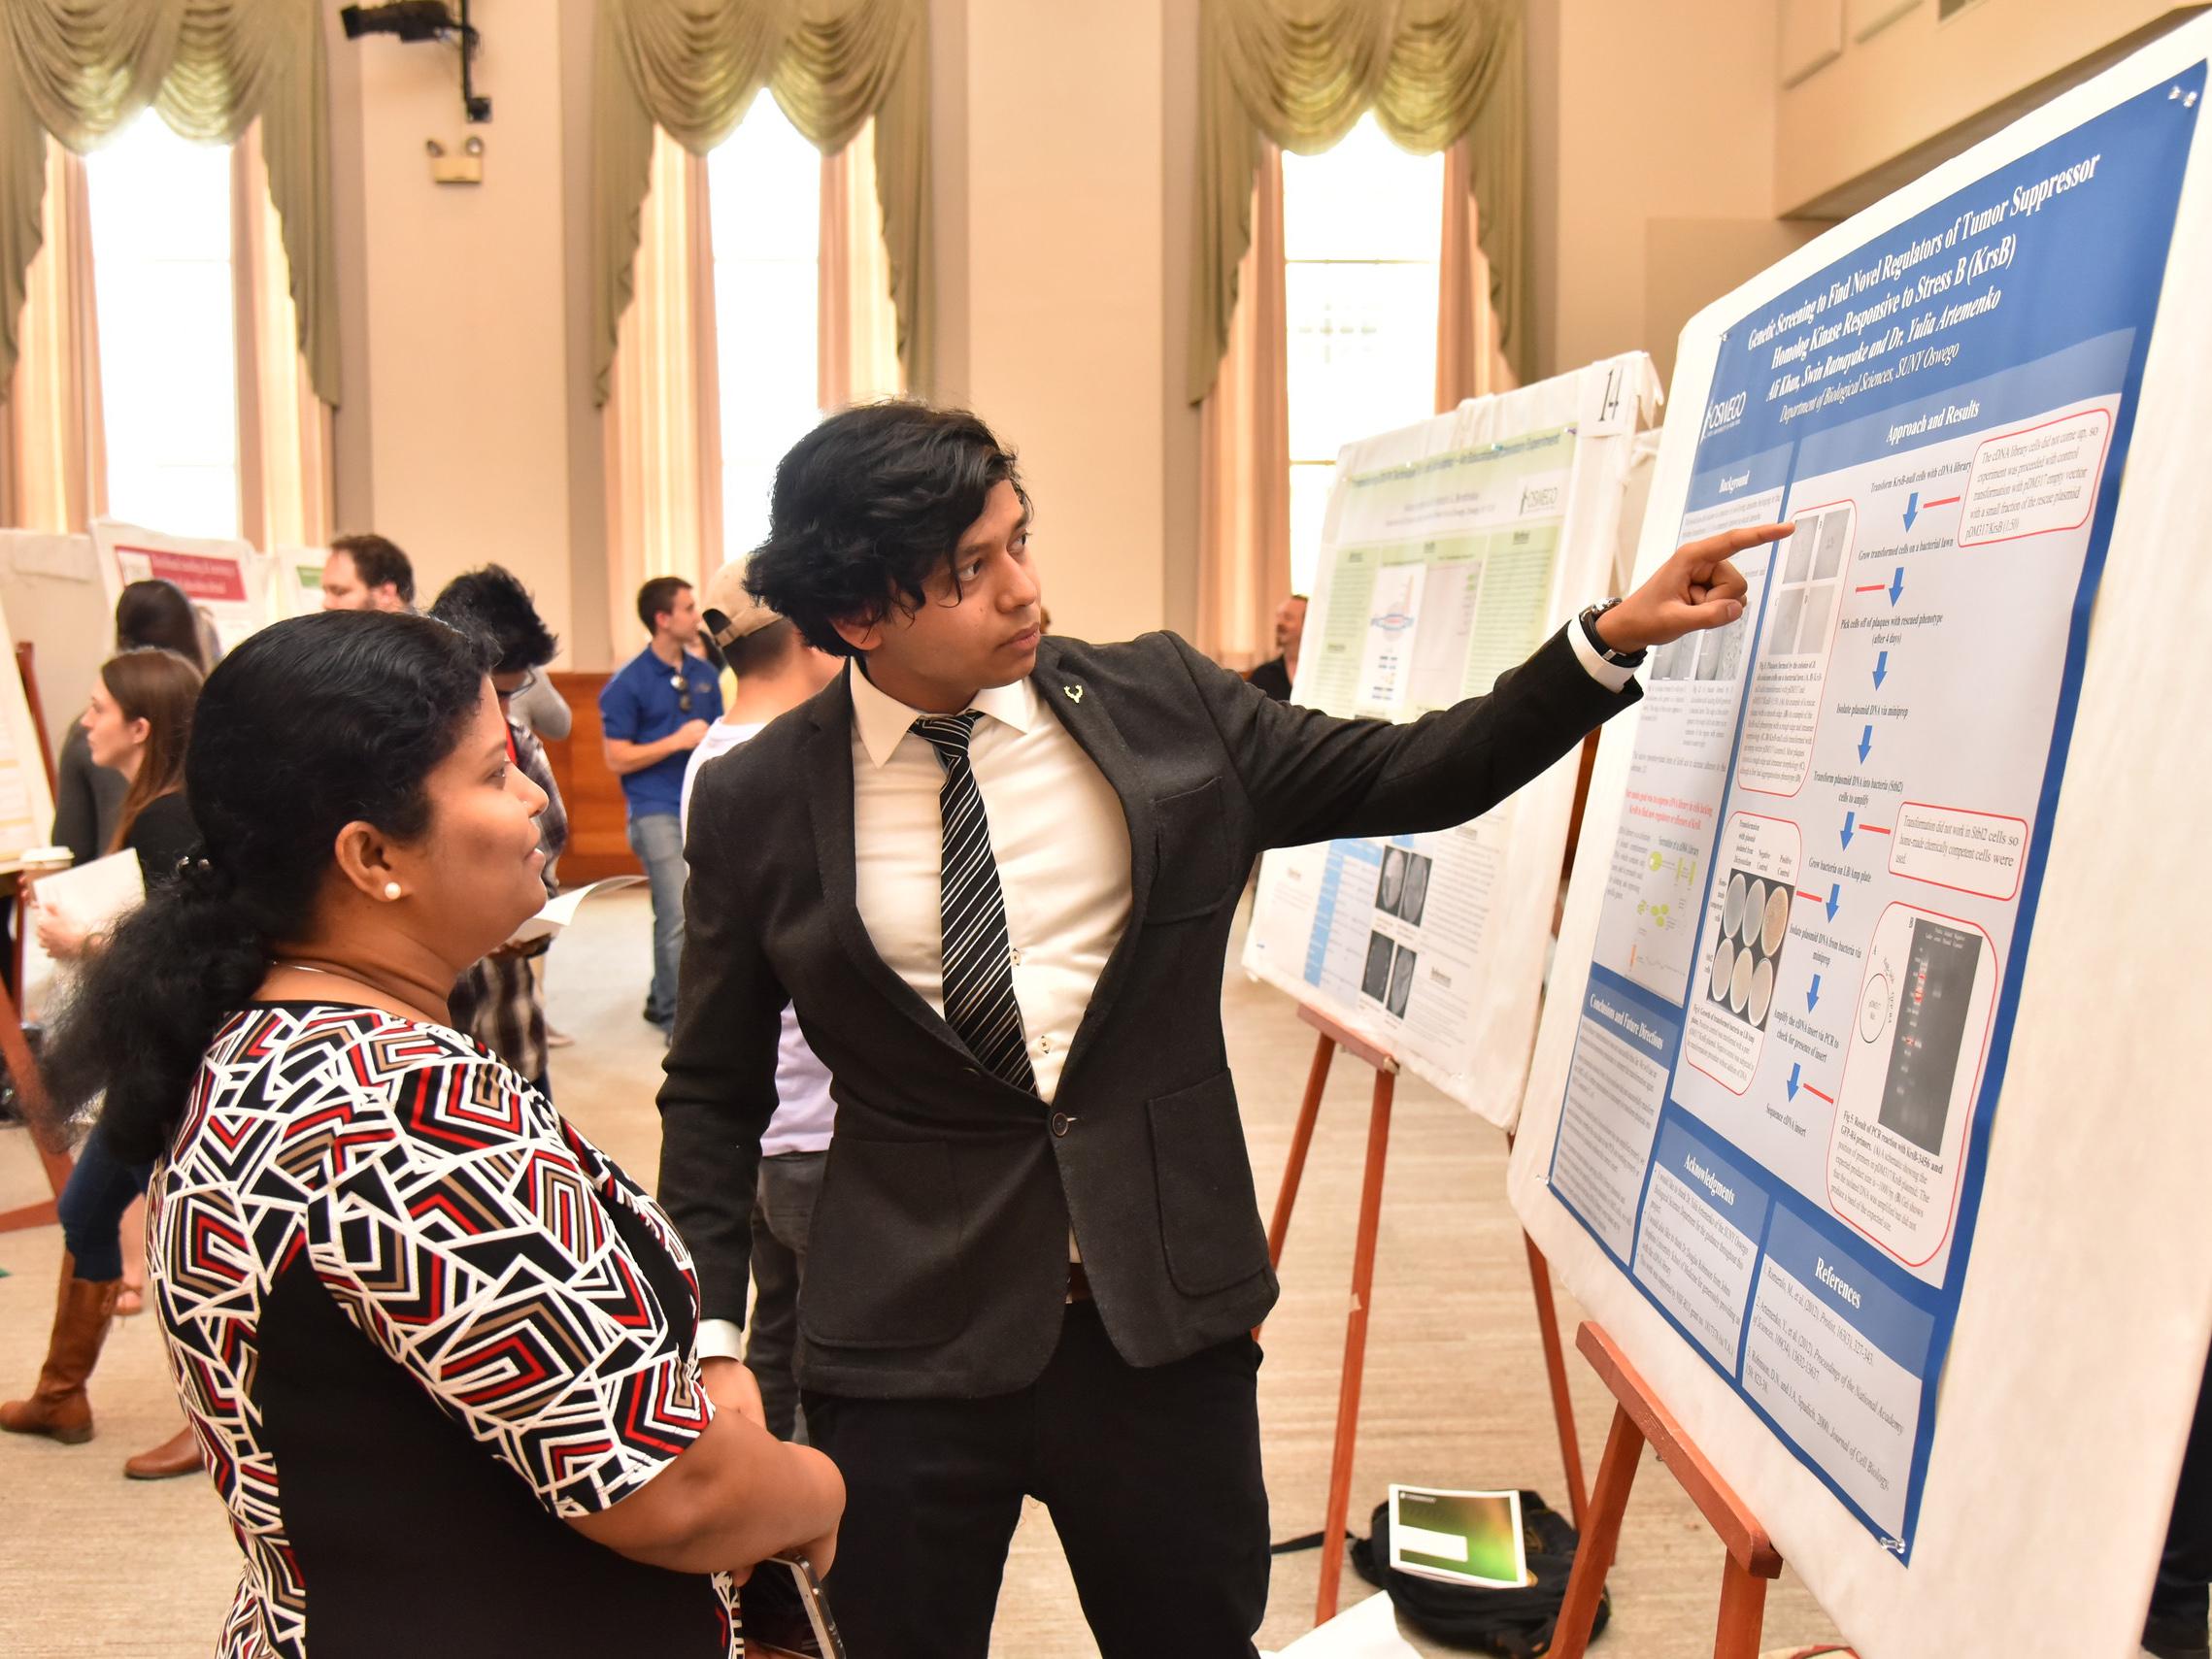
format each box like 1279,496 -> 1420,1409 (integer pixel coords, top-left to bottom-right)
273,546 -> 327,617
1243,354 -> 1661,1128
0,585 -> 62,859
1510,22 -> 2212,1657
0,530 -> 110,760
91,518 -> 274,654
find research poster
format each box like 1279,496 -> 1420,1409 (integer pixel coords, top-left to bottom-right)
1543,69 -> 2200,1557
92,520 -> 274,653
1244,357 -> 1657,1126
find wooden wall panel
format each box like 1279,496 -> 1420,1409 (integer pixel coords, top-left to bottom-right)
543,672 -> 643,885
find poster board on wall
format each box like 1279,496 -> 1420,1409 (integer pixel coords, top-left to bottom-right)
0,531 -> 110,760
1242,354 -> 1661,1129
1509,22 -> 2212,1656
91,519 -> 273,654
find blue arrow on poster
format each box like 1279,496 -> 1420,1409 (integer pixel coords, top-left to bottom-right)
1873,649 -> 1890,688
1903,492 -> 1920,530
1806,974 -> 1823,1012
1787,1062 -> 1801,1101
1825,882 -> 1840,922
1841,811 -> 1857,848
1890,567 -> 1905,605
1859,724 -> 1873,762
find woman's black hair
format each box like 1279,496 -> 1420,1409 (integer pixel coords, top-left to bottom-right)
427,564 -> 560,675
115,580 -> 206,670
39,611 -> 492,1164
745,401 -> 1028,658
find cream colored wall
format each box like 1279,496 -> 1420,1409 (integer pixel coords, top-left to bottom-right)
961,1 -> 1168,646
341,0 -> 577,654
1776,0 -> 2200,214
1538,0 -> 1810,389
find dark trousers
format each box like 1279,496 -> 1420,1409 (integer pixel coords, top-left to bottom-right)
745,1150 -> 826,1442
803,1303 -> 1269,1659
2151,1344 -> 2212,1639
56,1120 -> 151,1282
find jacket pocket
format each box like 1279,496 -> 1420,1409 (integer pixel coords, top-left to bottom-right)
1149,778 -> 1231,923
1148,1070 -> 1270,1297
798,1139 -> 969,1348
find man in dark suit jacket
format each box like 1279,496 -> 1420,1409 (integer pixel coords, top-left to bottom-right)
660,403 -> 1775,1657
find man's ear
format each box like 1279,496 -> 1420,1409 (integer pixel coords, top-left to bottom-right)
830,611 -> 882,654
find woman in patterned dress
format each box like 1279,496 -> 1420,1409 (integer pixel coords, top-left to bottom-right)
36,610 -> 843,1657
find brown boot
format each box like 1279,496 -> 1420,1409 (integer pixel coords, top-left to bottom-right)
0,1253 -> 118,1444
123,1420 -> 201,1481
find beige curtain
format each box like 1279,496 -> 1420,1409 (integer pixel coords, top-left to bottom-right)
233,120 -> 331,550
0,136 -> 103,531
1436,135 -> 1515,410
1190,0 -> 1527,403
605,126 -> 722,634
0,0 -> 338,408
593,0 -> 932,404
819,118 -> 903,410
1197,147 -> 1289,671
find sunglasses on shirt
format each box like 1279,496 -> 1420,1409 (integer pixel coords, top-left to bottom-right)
669,669 -> 693,714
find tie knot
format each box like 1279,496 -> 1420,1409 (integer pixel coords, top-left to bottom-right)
911,710 -> 984,763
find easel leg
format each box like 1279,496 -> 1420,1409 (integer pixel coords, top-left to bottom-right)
0,973 -> 67,1236
1713,1553 -> 1770,1659
1548,1402 -> 1646,1659
1314,1067 -> 1393,1626
1266,1035 -> 1335,1272
1522,1230 -> 1591,1530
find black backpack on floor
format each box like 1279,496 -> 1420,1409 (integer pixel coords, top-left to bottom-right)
1277,1487 -> 1608,1656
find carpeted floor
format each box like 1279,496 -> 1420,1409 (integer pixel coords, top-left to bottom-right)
0,890 -> 1852,1656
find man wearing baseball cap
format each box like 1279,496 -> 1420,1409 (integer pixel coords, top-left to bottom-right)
680,562 -> 845,1441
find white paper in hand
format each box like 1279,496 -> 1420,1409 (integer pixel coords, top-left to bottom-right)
507,876 -> 647,946
22,850 -> 147,1018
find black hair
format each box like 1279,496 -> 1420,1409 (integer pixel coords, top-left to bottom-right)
746,402 -> 1029,658
428,564 -> 559,676
115,580 -> 206,669
636,576 -> 691,636
330,532 -> 416,604
722,616 -> 798,679
38,612 -> 491,1165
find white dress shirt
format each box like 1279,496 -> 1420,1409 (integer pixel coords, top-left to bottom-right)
846,662 -> 1134,1105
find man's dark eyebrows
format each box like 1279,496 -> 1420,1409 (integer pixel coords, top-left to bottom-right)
955,507 -> 1032,559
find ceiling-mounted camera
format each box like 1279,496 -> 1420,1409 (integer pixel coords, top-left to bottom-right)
340,1 -> 491,123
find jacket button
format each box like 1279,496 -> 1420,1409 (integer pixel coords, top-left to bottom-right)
1051,1112 -> 1072,1138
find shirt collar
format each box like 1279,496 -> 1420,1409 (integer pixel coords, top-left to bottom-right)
848,661 -> 1037,770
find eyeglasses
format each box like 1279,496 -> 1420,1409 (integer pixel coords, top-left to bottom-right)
494,671 -> 538,704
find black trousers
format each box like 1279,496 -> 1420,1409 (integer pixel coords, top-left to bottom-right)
745,1150 -> 826,1442
2151,1344 -> 2212,1637
803,1303 -> 1269,1658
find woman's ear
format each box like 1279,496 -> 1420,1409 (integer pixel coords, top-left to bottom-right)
330,820 -> 403,903
125,715 -> 151,749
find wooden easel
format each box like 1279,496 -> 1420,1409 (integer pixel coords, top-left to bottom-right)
1263,1002 -> 1592,1624
1547,1321 -> 1782,1659
0,643 -> 72,1233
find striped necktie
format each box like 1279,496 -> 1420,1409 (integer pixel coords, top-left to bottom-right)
911,711 -> 1038,1092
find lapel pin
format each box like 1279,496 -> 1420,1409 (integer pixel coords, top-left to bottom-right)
1064,685 -> 1084,704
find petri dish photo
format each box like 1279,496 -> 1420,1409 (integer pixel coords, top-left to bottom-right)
1709,936 -> 1735,1003
1762,883 -> 1791,956
1749,956 -> 1775,1027
1743,879 -> 1767,944
1729,940 -> 1755,1013
1724,872 -> 1747,939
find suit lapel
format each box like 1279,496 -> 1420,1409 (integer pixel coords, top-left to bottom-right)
1032,641 -> 1157,1081
802,669 -> 979,1066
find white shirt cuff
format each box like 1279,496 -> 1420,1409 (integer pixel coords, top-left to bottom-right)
1565,616 -> 1639,694
696,1318 -> 745,1363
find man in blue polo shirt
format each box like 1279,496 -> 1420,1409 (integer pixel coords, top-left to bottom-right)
599,575 -> 723,1037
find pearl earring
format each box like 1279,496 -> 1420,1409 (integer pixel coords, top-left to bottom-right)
383,881 -> 403,901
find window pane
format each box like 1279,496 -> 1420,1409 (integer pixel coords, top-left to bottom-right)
1290,462 -> 1336,597
1282,115 -> 1443,265
86,111 -> 238,540
1285,261 -> 1438,461
709,96 -> 821,559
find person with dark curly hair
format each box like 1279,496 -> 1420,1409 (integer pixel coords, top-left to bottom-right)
319,531 -> 415,613
659,398 -> 1782,1657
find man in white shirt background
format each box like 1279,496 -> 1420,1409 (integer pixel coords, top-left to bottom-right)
679,561 -> 842,1441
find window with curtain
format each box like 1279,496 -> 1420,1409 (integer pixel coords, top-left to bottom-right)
1282,114 -> 1443,595
709,98 -> 821,560
84,112 -> 240,541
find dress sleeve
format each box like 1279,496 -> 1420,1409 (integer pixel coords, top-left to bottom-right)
310,1054 -> 714,1516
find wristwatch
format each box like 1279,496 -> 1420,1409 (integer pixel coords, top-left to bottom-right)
1579,599 -> 1647,668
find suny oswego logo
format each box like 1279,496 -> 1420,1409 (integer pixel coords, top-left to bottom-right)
1701,389 -> 1750,440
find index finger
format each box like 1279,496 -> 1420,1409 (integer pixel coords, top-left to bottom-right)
1679,520 -> 1793,577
